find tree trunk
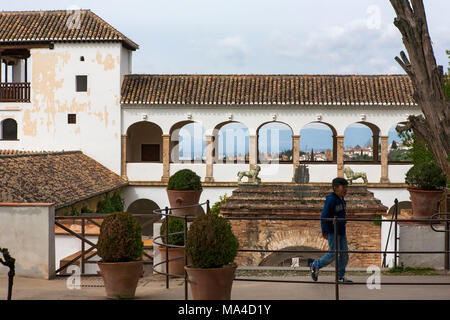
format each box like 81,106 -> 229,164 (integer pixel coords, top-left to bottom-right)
390,0 -> 450,179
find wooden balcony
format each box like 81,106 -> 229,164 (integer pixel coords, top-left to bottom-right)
0,82 -> 30,102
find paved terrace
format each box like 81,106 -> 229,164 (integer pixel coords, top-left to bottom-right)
2,272 -> 450,300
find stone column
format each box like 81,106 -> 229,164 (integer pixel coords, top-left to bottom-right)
292,135 -> 300,182
161,134 -> 171,182
372,133 -> 379,162
336,135 -> 345,178
380,135 -> 390,183
249,134 -> 258,169
205,135 -> 214,182
121,134 -> 127,180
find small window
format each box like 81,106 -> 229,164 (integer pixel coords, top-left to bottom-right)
76,75 -> 87,92
80,56 -> 85,61
141,144 -> 160,162
1,118 -> 18,140
68,114 -> 76,124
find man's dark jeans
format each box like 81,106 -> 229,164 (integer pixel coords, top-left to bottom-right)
313,233 -> 349,279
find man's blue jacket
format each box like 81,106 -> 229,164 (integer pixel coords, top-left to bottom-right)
320,192 -> 347,236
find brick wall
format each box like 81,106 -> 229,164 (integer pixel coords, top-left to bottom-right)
229,217 -> 381,268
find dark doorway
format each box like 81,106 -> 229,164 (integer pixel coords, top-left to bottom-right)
141,144 -> 160,162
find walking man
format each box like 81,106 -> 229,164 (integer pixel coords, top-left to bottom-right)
308,177 -> 353,283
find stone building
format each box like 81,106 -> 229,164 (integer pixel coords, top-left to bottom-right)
0,9 -> 426,275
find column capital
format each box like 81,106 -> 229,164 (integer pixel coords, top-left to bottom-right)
162,133 -> 171,138
292,134 -> 300,139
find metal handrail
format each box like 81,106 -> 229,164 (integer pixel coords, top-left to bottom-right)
54,213 -> 156,276
151,200 -> 210,298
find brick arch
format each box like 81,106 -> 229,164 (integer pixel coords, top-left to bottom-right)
232,222 -> 329,267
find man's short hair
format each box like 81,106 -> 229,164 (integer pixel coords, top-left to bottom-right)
332,177 -> 349,189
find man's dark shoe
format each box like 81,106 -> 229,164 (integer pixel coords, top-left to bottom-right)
309,259 -> 319,281
338,277 -> 353,283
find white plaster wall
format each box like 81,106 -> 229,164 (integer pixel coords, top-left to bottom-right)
258,163 -> 293,182
214,163 -> 249,182
388,164 -> 412,183
170,163 -> 206,180
306,164 -> 337,182
0,204 -> 55,279
1,43 -> 126,174
381,216 -> 398,268
122,185 -> 236,213
399,224 -> 446,269
127,163 -> 163,181
122,104 -> 422,136
368,188 -> 411,210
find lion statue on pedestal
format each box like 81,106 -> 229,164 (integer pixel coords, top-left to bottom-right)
237,165 -> 261,184
343,166 -> 368,184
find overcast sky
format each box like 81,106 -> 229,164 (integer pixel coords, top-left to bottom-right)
3,0 -> 449,75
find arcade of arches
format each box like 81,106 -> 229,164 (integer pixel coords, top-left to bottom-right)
122,119 -> 410,183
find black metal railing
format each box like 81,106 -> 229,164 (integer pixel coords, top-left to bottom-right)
0,248 -> 15,300
54,213 -> 156,277
152,200 -> 210,299
153,198 -> 450,301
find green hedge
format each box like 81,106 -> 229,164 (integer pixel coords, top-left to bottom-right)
186,213 -> 238,268
168,169 -> 202,191
97,212 -> 143,262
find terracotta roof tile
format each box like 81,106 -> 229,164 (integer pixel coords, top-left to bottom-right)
0,150 -> 128,208
0,10 -> 138,50
120,74 -> 415,106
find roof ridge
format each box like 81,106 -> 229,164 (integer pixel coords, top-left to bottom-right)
124,74 -> 410,77
0,150 -> 82,158
0,9 -> 91,14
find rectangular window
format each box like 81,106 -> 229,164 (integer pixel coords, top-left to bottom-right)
141,144 -> 160,162
76,75 -> 88,92
68,114 -> 76,124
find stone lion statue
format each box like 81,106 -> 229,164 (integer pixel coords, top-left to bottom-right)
344,166 -> 368,184
237,165 -> 261,184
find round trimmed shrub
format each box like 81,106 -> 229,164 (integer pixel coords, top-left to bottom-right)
97,212 -> 144,262
168,169 -> 202,191
186,213 -> 239,268
405,162 -> 446,190
160,217 -> 185,246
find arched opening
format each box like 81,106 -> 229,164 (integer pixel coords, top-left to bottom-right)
126,199 -> 161,237
387,201 -> 412,217
387,122 -> 412,162
299,121 -> 336,162
213,121 -> 249,164
258,246 -> 325,267
126,121 -> 163,162
170,121 -> 205,163
257,121 -> 293,164
344,121 -> 380,163
1,118 -> 17,140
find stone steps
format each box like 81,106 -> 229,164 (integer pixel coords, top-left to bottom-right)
220,184 -> 388,217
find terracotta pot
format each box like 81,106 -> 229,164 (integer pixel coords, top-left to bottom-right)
166,189 -> 203,216
408,188 -> 444,220
185,265 -> 236,300
158,246 -> 185,276
97,260 -> 143,299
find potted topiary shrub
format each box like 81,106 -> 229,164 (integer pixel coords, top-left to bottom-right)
167,169 -> 202,216
406,162 -> 446,220
158,216 -> 186,276
184,213 -> 239,300
97,212 -> 144,299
